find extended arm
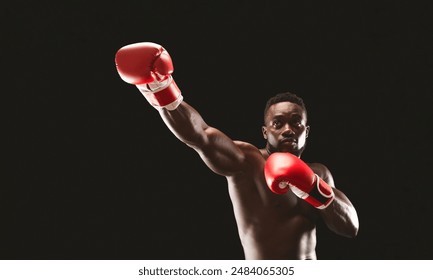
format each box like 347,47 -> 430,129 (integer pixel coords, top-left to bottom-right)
115,42 -> 246,176
159,101 -> 246,176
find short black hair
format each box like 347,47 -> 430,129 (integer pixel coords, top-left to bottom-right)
263,91 -> 307,122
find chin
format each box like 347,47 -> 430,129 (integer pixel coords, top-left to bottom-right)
278,147 -> 297,154
279,147 -> 303,157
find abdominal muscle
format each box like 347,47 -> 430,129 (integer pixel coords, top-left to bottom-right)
227,174 -> 318,260
240,215 -> 317,260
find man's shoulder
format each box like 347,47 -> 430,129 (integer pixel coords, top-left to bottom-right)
307,162 -> 329,171
233,140 -> 258,150
233,141 -> 266,160
307,162 -> 335,187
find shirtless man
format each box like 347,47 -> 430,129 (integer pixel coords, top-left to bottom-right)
115,42 -> 359,260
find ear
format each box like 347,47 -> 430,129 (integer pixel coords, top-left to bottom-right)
306,125 -> 310,138
262,126 -> 268,139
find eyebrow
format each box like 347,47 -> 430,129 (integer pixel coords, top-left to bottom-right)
272,112 -> 303,118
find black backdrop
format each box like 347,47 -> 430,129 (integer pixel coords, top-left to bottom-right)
5,0 -> 433,259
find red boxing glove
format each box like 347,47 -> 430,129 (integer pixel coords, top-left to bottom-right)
115,42 -> 183,110
264,152 -> 335,209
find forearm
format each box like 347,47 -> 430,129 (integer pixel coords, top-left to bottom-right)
159,101 -> 210,147
320,189 -> 359,238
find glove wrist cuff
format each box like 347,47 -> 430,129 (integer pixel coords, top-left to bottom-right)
301,174 -> 335,209
313,174 -> 335,209
137,77 -> 183,111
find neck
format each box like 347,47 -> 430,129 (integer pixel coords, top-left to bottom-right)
265,144 -> 278,155
265,143 -> 303,158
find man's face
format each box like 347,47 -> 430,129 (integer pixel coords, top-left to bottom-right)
262,101 -> 310,157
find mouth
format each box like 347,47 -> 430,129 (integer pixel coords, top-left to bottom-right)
280,138 -> 297,146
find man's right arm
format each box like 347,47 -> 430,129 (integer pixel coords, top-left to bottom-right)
115,42 -> 246,177
159,101 -> 246,176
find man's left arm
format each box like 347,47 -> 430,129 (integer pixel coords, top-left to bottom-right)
315,163 -> 359,238
264,153 -> 359,238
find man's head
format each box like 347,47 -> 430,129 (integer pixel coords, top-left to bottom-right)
262,92 -> 310,157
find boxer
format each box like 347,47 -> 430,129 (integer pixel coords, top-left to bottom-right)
115,42 -> 359,259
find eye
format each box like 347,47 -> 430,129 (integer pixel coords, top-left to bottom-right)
272,120 -> 282,128
290,116 -> 304,128
292,120 -> 302,128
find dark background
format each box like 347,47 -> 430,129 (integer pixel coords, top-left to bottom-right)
4,0 -> 433,259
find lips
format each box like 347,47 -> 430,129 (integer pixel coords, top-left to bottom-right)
281,138 -> 297,144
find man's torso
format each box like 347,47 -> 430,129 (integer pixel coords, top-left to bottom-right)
226,141 -> 322,259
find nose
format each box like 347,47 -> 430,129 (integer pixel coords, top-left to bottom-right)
281,124 -> 295,137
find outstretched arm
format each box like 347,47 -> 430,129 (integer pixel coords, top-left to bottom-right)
159,101 -> 246,176
115,42 -> 246,177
